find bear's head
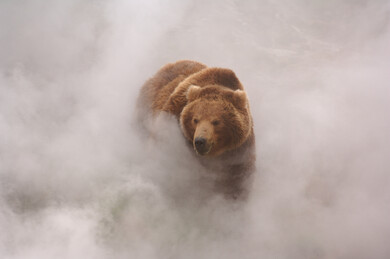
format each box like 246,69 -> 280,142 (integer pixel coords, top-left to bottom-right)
180,85 -> 252,157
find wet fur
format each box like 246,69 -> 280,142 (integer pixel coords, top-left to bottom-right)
137,60 -> 256,199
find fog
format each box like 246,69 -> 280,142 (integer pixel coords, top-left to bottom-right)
1,0 -> 390,258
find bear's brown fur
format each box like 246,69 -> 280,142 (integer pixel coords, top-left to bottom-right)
137,60 -> 256,199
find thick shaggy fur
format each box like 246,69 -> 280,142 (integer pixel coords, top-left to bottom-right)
137,60 -> 256,199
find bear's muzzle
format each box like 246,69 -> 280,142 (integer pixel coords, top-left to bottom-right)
194,137 -> 212,155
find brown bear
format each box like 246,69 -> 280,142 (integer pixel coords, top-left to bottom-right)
137,60 -> 256,199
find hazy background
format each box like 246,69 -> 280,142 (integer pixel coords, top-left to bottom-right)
1,0 -> 390,258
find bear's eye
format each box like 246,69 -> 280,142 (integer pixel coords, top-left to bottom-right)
193,118 -> 199,124
212,120 -> 220,126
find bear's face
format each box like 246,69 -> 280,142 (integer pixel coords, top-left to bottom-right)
180,85 -> 251,157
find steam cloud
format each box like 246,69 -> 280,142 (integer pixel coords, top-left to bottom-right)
1,0 -> 390,258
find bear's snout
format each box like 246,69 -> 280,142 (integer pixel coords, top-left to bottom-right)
194,137 -> 206,148
194,137 -> 211,155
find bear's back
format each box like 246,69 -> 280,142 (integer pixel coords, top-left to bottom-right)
138,60 -> 206,114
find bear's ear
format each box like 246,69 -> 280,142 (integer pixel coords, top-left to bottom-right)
186,85 -> 202,102
232,89 -> 247,110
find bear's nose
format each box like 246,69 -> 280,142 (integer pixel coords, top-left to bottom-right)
194,137 -> 206,149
